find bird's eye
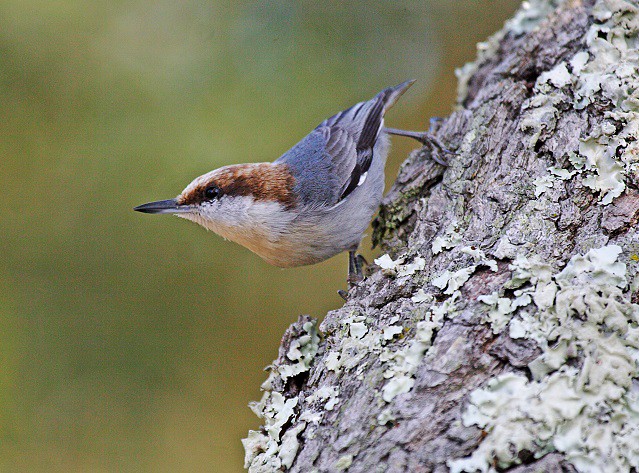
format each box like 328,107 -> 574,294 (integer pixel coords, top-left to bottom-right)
204,185 -> 222,200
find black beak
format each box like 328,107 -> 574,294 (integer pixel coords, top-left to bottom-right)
133,198 -> 188,214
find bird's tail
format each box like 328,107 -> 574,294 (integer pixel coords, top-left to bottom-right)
352,80 -> 415,152
379,79 -> 416,114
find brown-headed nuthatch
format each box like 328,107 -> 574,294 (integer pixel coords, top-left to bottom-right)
134,80 -> 449,286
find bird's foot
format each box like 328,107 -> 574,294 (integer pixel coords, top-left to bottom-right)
383,127 -> 456,166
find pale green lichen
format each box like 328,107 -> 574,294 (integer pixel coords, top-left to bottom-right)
533,175 -> 555,197
460,246 -> 499,271
380,293 -> 460,402
548,165 -> 577,180
374,254 -> 404,275
397,257 -> 426,277
411,288 -> 432,304
335,454 -> 353,470
377,407 -> 396,425
432,222 -> 463,255
279,320 -> 321,381
579,136 -> 626,205
243,392 -> 300,472
322,297 -> 450,406
477,291 -> 532,333
538,61 -> 572,88
322,313 -> 382,375
243,319 -> 320,471
349,322 -> 368,339
432,267 -> 476,295
520,93 -> 561,149
306,386 -> 340,412
506,0 -> 565,34
374,254 -> 426,277
279,422 -> 307,469
432,247 -> 498,295
325,351 -> 342,372
382,325 -> 404,341
521,0 -> 639,206
449,245 -> 639,473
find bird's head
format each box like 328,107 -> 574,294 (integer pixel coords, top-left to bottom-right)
134,163 -> 297,246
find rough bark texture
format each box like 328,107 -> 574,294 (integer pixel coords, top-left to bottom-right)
243,1 -> 639,472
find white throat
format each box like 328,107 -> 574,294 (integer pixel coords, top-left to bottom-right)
179,196 -> 296,261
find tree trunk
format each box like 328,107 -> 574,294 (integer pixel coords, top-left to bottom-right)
243,0 -> 639,471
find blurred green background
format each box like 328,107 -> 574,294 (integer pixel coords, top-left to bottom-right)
0,1 -> 519,471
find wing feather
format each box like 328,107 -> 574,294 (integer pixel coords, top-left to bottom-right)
275,81 -> 415,206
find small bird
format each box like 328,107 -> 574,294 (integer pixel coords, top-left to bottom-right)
134,80 -> 448,285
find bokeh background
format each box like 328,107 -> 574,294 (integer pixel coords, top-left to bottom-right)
1,1 -> 519,471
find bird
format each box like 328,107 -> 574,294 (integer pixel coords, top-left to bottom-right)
134,80 -> 449,287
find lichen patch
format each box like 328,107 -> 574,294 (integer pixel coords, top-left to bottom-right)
449,244 -> 639,473
520,0 -> 639,206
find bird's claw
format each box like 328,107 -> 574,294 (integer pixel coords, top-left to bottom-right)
419,132 -> 456,166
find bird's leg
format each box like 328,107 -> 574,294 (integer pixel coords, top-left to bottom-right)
348,249 -> 363,286
356,254 -> 368,270
383,126 -> 455,166
339,250 -> 366,301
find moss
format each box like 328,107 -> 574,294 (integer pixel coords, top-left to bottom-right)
373,169 -> 439,248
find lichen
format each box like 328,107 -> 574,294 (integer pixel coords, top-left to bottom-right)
432,222 -> 463,255
456,0 -> 566,103
242,392 -> 300,472
242,319 -> 320,471
374,254 -> 404,275
520,93 -> 561,149
533,174 -> 554,197
382,325 -> 404,341
380,293 -> 460,402
449,245 -> 639,473
279,422 -> 307,469
306,386 -> 340,412
322,312 -> 382,375
280,320 -> 321,381
431,247 -> 498,295
432,267 -> 475,295
398,256 -> 426,277
377,407 -> 396,425
321,253 -> 463,409
411,288 -> 432,304
520,0 -> 639,206
334,454 -> 353,470
374,254 -> 425,277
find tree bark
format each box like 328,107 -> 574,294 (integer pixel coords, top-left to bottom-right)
243,0 -> 639,472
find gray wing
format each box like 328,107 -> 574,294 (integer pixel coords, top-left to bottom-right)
276,80 -> 415,206
317,94 -> 386,201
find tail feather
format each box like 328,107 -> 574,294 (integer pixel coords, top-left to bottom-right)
380,79 -> 416,114
356,79 -> 415,152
